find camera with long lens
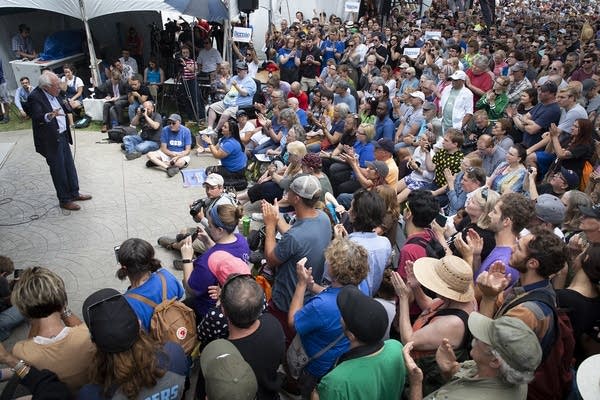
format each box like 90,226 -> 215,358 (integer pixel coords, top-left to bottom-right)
189,197 -> 210,217
137,106 -> 146,114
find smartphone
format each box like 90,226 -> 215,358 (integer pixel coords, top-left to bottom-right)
435,214 -> 447,227
114,245 -> 120,263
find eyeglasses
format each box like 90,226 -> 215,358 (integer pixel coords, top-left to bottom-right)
375,89 -> 383,93
169,121 -> 178,125
584,59 -> 594,63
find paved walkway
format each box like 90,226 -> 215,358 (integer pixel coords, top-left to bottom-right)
0,128 -> 216,345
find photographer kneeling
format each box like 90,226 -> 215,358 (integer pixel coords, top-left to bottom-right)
123,100 -> 163,160
157,173 -> 237,269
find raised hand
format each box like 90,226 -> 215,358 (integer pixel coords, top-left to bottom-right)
295,257 -> 313,286
436,338 -> 460,376
477,261 -> 510,298
390,270 -> 412,299
180,235 -> 194,260
405,261 -> 419,289
403,342 -> 424,383
261,199 -> 279,227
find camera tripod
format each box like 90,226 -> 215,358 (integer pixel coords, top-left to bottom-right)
161,69 -> 203,123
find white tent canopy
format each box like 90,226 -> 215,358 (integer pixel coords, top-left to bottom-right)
0,0 -> 229,90
0,0 -> 226,21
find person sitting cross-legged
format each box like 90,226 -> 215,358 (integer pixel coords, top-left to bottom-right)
123,100 -> 162,160
146,114 -> 192,177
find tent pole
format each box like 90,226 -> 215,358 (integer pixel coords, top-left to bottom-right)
78,0 -> 100,87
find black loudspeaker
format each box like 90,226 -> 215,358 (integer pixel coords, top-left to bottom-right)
238,0 -> 259,12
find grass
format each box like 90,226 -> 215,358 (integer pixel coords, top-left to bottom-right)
0,102 -> 204,134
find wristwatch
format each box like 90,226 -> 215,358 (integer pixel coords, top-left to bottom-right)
181,259 -> 193,264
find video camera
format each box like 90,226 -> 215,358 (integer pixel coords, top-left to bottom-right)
189,197 -> 210,217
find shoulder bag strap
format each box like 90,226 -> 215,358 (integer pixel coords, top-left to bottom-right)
309,332 -> 347,362
126,292 -> 158,308
158,271 -> 168,301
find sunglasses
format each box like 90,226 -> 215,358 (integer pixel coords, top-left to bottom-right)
480,186 -> 489,201
169,121 -> 178,125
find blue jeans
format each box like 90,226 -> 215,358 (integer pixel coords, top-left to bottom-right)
122,135 -> 159,154
46,132 -> 80,203
0,306 -> 25,341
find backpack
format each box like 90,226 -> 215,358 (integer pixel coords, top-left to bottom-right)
405,231 -> 446,259
126,272 -> 198,354
502,290 -> 575,400
107,126 -> 137,143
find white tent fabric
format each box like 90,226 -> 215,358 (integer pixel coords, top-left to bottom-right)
0,0 -> 226,21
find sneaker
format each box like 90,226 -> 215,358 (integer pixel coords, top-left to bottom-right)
126,152 -> 142,160
146,159 -> 156,168
167,166 -> 180,177
199,127 -> 217,136
157,236 -> 177,249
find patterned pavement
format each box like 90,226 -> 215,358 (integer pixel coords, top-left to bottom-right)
0,128 -> 215,344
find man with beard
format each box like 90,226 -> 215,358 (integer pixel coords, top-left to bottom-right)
478,228 -> 567,351
476,228 -> 568,398
472,193 -> 535,288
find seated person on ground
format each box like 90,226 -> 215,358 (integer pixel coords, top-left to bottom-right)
123,100 -> 162,160
147,114 -> 192,177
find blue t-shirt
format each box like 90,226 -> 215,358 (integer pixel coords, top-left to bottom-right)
354,141 -> 375,168
125,269 -> 184,331
296,109 -> 308,126
278,47 -> 296,69
272,211 -> 332,312
161,125 -> 192,153
294,286 -> 350,378
231,75 -> 257,108
320,40 -> 345,66
348,232 -> 392,297
219,137 -> 247,172
375,116 -> 395,141
521,102 -> 561,148
189,234 -> 250,317
77,341 -> 188,400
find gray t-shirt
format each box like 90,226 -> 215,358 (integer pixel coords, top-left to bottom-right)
558,104 -> 588,141
140,112 -> 163,143
272,211 -> 332,312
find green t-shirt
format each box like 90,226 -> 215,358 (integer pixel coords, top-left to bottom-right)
317,340 -> 406,400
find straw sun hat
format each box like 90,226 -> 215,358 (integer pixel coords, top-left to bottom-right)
413,255 -> 475,302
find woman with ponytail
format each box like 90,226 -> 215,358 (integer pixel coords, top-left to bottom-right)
179,204 -> 250,319
117,238 -> 184,331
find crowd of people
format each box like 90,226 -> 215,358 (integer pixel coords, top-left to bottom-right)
4,0 -> 600,399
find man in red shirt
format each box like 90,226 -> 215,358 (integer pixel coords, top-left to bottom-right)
287,81 -> 309,110
465,54 -> 494,105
